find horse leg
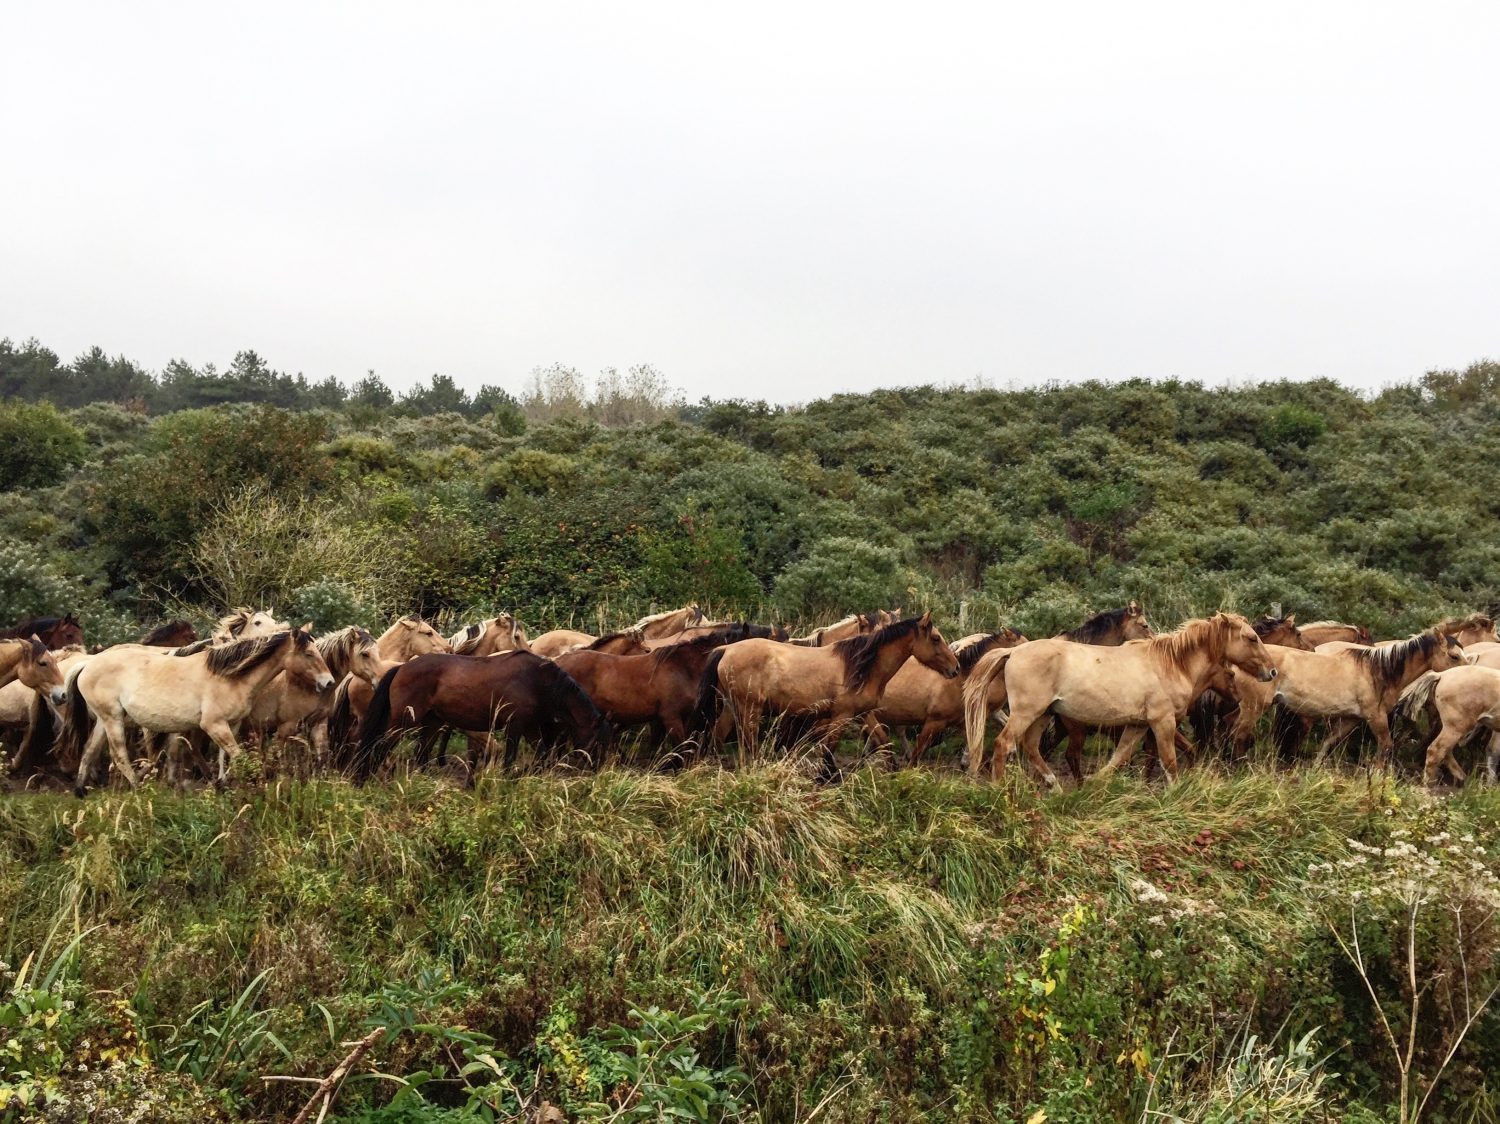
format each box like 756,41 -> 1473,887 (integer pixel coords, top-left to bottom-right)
202,720 -> 242,785
1016,717 -> 1059,788
74,722 -> 111,796
1486,729 -> 1500,784
1153,715 -> 1182,783
102,718 -> 140,789
910,719 -> 946,767
1096,725 -> 1149,780
1423,725 -> 1466,787
1313,717 -> 1357,767
1060,717 -> 1087,780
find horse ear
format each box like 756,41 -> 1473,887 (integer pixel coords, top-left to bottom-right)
300,622 -> 314,635
1128,600 -> 1140,615
28,635 -> 46,656
919,610 -> 932,628
1285,613 -> 1296,624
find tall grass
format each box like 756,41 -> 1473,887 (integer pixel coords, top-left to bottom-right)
3,762 -> 1500,1120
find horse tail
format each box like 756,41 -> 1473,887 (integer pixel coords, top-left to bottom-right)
1396,670 -> 1440,721
55,664 -> 92,769
353,665 -> 402,782
963,648 -> 1013,764
543,662 -> 612,765
326,675 -> 356,769
692,648 -> 728,735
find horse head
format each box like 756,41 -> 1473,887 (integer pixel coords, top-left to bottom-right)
1217,612 -> 1276,682
911,612 -> 960,680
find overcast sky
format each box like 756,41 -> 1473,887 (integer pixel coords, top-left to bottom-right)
3,1 -> 1496,402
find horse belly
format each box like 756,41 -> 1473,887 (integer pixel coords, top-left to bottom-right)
1052,682 -> 1153,726
119,684 -> 201,733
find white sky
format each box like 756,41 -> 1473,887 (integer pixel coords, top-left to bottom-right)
3,1 -> 1496,402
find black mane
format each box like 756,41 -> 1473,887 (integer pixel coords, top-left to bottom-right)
835,616 -> 925,692
1061,608 -> 1130,644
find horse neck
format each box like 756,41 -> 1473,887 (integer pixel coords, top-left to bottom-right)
1390,642 -> 1446,692
861,633 -> 919,694
1153,626 -> 1225,694
0,642 -> 25,686
237,642 -> 304,696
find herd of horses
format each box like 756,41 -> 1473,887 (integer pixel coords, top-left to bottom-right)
5,600 -> 1500,796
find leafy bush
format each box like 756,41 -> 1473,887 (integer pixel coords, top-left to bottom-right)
0,401 -> 86,491
774,537 -> 910,619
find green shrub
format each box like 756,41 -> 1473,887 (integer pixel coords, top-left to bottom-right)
774,537 -> 911,619
0,401 -> 86,491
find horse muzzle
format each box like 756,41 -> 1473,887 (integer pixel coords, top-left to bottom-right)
943,666 -> 960,680
1258,667 -> 1277,682
50,687 -> 67,705
316,673 -> 336,691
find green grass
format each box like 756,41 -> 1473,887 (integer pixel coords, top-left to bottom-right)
4,759 -> 1500,1121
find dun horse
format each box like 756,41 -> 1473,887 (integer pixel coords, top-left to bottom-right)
867,629 -> 1026,765
245,627 -> 385,766
529,605 -> 704,658
449,614 -> 531,656
965,613 -> 1276,786
1251,630 -> 1465,763
67,629 -> 334,793
698,613 -> 959,770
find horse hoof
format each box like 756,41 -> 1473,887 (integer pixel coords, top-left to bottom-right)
73,785 -> 87,799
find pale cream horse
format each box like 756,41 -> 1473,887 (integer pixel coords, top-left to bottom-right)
212,607 -> 287,642
964,613 -> 1276,787
530,605 -> 703,658
67,629 -> 334,793
1399,665 -> 1500,784
449,613 -> 531,655
1246,630 -> 1465,763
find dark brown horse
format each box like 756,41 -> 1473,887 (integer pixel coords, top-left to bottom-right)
557,626 -> 756,752
1,614 -> 84,650
353,651 -> 612,781
138,620 -> 199,647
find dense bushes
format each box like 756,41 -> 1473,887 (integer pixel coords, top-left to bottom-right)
3,339 -> 1500,634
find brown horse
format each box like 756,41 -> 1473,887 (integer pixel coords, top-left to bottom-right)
556,626 -> 757,751
699,613 -> 959,769
866,629 -> 1027,765
353,651 -> 612,780
1398,666 -> 1500,785
0,637 -> 68,700
67,629 -> 335,793
329,615 -> 455,754
1297,620 -> 1373,647
1,614 -> 84,650
138,620 -> 199,647
965,613 -> 1276,786
1323,615 -> 1499,654
1257,630 -> 1465,764
244,627 -> 385,768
